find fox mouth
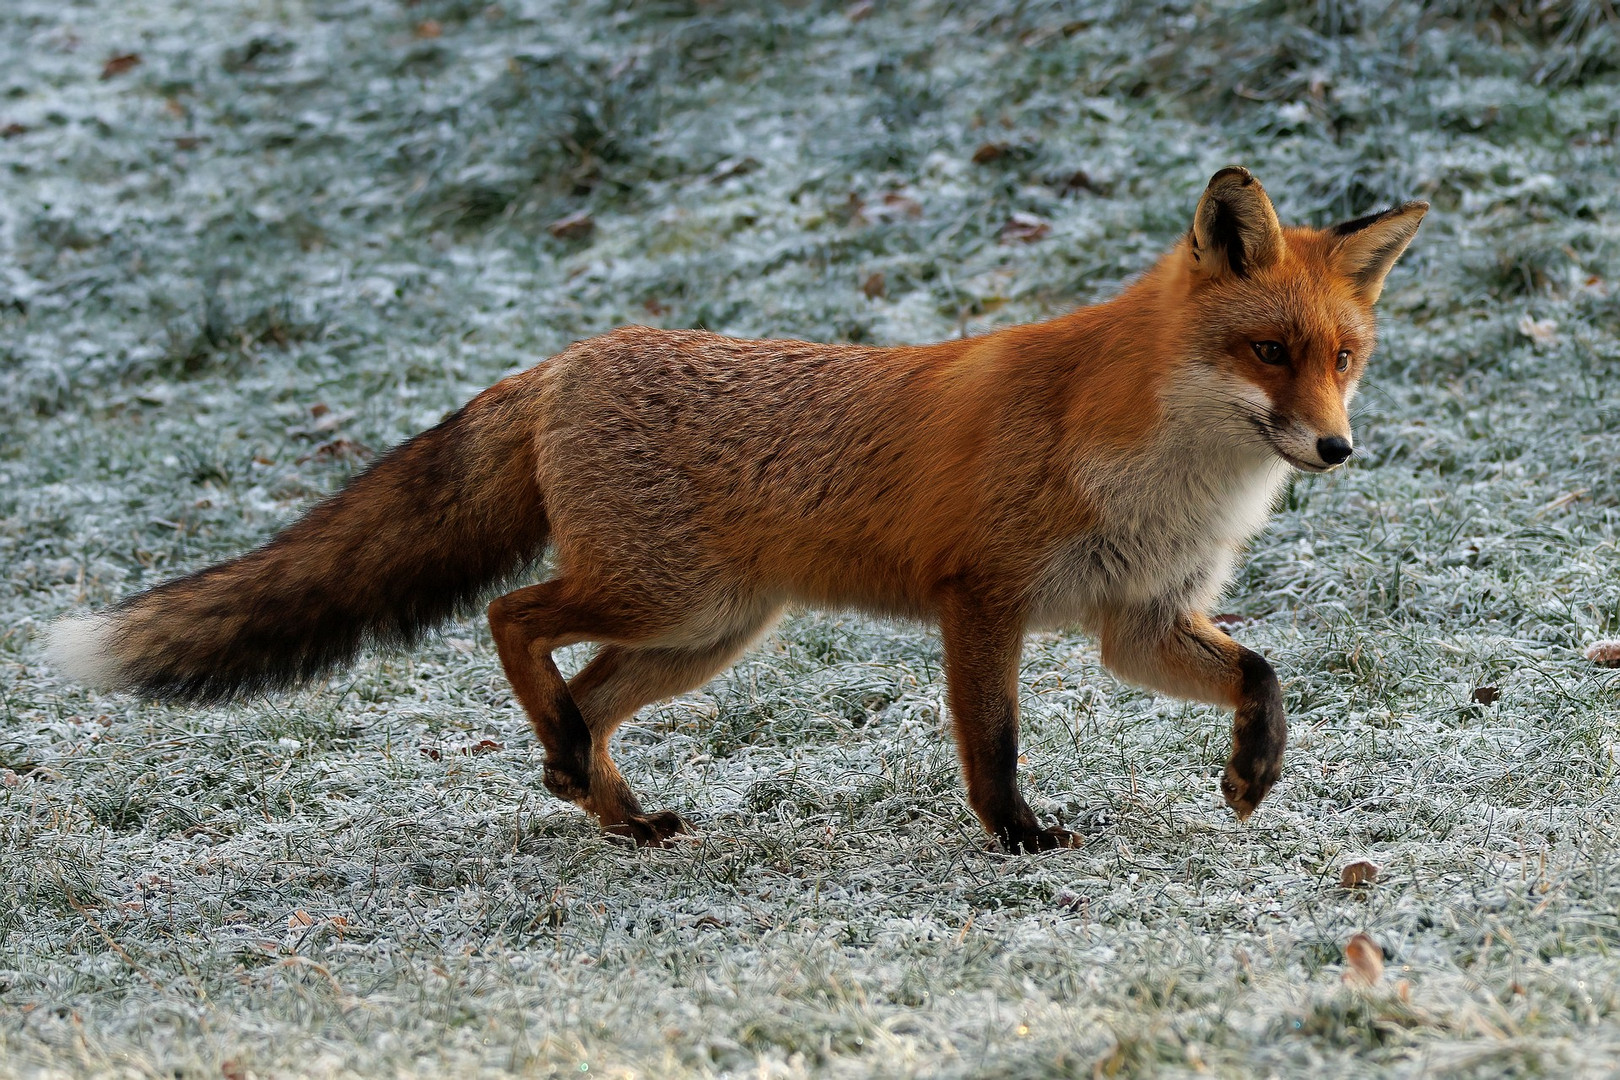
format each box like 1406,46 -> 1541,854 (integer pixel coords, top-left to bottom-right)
1274,449 -> 1333,473
1253,427 -> 1335,472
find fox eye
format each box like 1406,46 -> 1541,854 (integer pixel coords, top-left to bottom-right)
1336,349 -> 1353,371
1251,340 -> 1287,365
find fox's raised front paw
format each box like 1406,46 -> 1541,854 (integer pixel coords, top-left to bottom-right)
605,810 -> 690,848
1221,754 -> 1282,821
999,824 -> 1081,854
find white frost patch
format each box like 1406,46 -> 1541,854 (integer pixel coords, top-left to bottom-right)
42,611 -> 125,690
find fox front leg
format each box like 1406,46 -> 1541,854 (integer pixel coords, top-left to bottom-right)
939,584 -> 1079,852
1100,608 -> 1286,819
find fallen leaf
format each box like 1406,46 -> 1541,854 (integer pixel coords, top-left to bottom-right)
1585,640 -> 1620,668
222,1060 -> 247,1080
972,141 -> 1009,164
1516,313 -> 1557,345
1210,613 -> 1250,629
861,272 -> 886,299
414,19 -> 443,38
287,909 -> 315,929
548,210 -> 594,240
420,746 -> 442,761
643,297 -> 668,316
1342,932 -> 1384,987
1,122 -> 28,139
1000,212 -> 1051,244
465,739 -> 504,756
1338,859 -> 1381,888
101,53 -> 142,80
1059,168 -> 1094,194
295,438 -> 369,464
846,0 -> 874,21
1471,686 -> 1500,706
879,191 -> 923,218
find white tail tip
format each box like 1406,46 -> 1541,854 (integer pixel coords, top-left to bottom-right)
44,612 -> 125,690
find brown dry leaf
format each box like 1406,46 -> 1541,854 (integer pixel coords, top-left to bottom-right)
221,1060 -> 248,1080
1,122 -> 28,139
414,19 -> 443,38
861,272 -> 886,299
1210,612 -> 1250,629
1342,932 -> 1384,987
846,0 -> 874,21
1471,686 -> 1500,705
643,297 -> 668,316
1586,640 -> 1620,667
466,739 -> 504,756
287,909 -> 315,929
972,142 -> 1009,165
1338,859 -> 1381,888
548,210 -> 594,240
999,212 -> 1051,244
1059,168 -> 1094,194
101,53 -> 142,80
879,191 -> 923,218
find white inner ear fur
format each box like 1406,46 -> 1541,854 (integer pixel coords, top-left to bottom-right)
1335,203 -> 1428,302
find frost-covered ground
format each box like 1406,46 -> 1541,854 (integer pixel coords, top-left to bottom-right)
3,0 -> 1619,1075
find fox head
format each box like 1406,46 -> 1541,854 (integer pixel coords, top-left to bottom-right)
1170,166 -> 1427,472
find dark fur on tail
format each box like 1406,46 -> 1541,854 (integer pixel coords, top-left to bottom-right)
73,376 -> 549,703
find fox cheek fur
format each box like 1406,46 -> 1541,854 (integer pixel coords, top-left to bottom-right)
46,167 -> 1426,853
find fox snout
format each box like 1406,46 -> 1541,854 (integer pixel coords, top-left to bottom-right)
1264,415 -> 1354,472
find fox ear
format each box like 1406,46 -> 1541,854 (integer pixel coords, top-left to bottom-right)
1189,166 -> 1285,280
1329,201 -> 1429,303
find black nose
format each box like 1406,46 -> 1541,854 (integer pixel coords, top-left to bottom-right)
1317,436 -> 1353,465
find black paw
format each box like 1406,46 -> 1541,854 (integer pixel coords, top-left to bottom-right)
1221,755 -> 1282,821
999,825 -> 1081,854
541,760 -> 591,803
605,810 -> 691,848
1225,649 -> 1286,820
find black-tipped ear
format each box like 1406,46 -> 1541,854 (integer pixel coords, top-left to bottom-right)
1189,166 -> 1285,280
1330,201 -> 1428,303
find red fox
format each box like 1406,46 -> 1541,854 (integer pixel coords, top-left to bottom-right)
47,168 -> 1425,852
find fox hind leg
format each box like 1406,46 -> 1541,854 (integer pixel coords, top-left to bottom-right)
487,579 -> 631,806
567,619 -> 776,845
488,579 -> 775,846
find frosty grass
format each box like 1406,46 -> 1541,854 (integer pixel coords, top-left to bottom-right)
2,0 -> 1619,1076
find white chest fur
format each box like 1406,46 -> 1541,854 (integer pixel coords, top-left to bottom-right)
1029,436 -> 1289,629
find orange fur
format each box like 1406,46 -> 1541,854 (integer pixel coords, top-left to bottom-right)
50,168 -> 1427,852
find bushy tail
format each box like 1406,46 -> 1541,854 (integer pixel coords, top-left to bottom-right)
46,375 -> 550,703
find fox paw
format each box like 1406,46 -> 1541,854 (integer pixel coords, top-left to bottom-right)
541,760 -> 591,803
605,811 -> 691,848
999,825 -> 1081,854
1221,757 -> 1281,821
